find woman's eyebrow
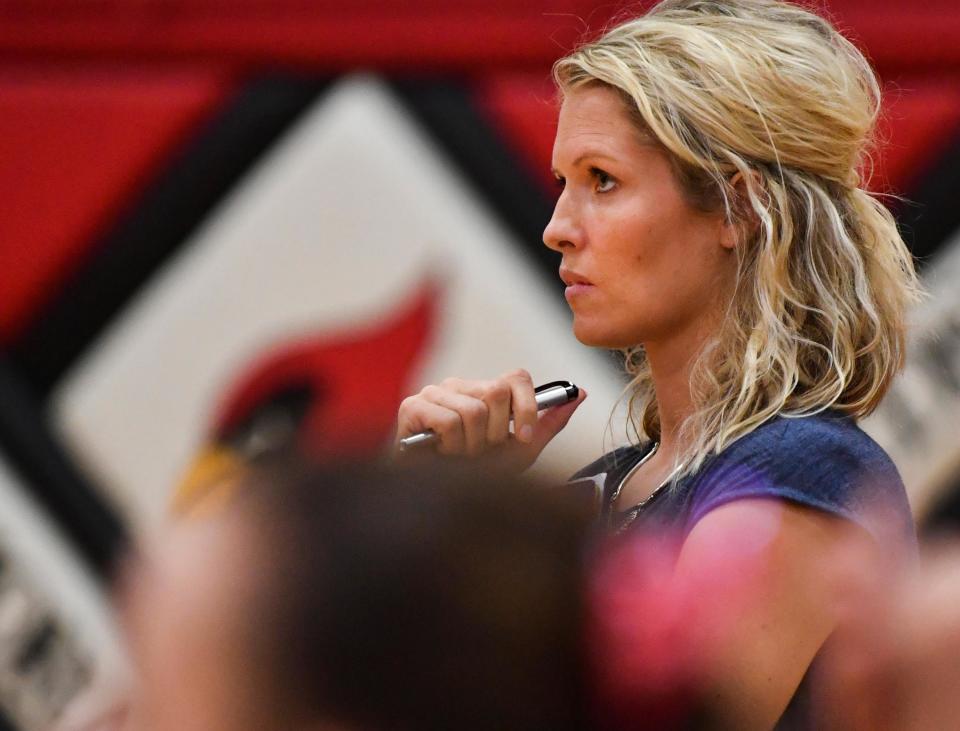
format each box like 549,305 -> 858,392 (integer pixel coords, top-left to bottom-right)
552,151 -> 620,176
575,151 -> 619,166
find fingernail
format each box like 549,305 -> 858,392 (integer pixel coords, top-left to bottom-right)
520,425 -> 534,443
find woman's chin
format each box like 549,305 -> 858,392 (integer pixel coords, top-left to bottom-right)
572,319 -> 636,349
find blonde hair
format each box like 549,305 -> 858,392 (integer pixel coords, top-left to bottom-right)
553,0 -> 922,476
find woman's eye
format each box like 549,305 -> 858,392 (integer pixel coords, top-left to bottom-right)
592,168 -> 616,193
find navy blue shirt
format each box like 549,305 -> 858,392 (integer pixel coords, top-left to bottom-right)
570,410 -> 915,549
570,410 -> 916,730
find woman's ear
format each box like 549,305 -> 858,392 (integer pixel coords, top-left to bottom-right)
720,170 -> 762,250
719,214 -> 739,250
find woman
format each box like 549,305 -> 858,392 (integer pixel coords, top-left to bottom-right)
396,0 -> 920,727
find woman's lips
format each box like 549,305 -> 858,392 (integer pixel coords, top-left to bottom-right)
564,283 -> 595,301
559,268 -> 594,302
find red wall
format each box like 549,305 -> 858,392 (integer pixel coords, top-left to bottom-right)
2,0 -> 959,342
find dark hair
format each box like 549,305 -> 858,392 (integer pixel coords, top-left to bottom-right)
232,458 -> 594,731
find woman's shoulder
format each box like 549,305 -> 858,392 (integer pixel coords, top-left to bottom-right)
718,410 -> 898,480
686,410 -> 913,543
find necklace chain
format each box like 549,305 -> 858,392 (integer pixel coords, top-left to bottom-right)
609,441 -> 684,512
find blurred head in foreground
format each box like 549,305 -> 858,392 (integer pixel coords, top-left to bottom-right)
122,460 -> 593,731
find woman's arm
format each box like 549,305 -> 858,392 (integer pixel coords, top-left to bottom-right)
673,499 -> 866,730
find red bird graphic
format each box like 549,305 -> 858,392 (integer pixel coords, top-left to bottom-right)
173,281 -> 439,513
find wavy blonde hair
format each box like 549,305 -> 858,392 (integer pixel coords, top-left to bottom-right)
553,0 -> 922,476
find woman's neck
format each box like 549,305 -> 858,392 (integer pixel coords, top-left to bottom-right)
644,322 -> 712,458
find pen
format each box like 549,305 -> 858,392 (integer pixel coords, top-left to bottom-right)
397,380 -> 580,452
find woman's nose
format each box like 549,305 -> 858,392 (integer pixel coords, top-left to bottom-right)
543,193 -> 581,253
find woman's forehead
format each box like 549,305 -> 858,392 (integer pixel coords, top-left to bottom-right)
558,85 -> 632,131
555,86 -> 656,155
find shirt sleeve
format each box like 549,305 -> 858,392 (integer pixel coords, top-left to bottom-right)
683,415 -> 915,547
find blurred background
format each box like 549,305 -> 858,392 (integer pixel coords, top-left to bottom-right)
1,0 -> 960,728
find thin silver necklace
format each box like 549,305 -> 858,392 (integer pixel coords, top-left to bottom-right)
609,442 -> 684,527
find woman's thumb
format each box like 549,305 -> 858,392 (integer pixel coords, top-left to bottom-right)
529,388 -> 588,452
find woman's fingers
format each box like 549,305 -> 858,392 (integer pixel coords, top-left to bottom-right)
529,387 -> 587,452
455,379 -> 512,445
499,388 -> 588,472
430,373 -> 528,449
503,369 -> 538,444
397,396 -> 467,455
421,384 -> 490,456
396,370 -> 578,463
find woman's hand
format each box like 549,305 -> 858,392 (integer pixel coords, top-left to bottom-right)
395,369 -> 586,471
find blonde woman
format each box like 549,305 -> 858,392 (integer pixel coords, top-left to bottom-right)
396,0 -> 920,727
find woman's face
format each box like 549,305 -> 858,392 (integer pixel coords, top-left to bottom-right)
544,84 -> 737,350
